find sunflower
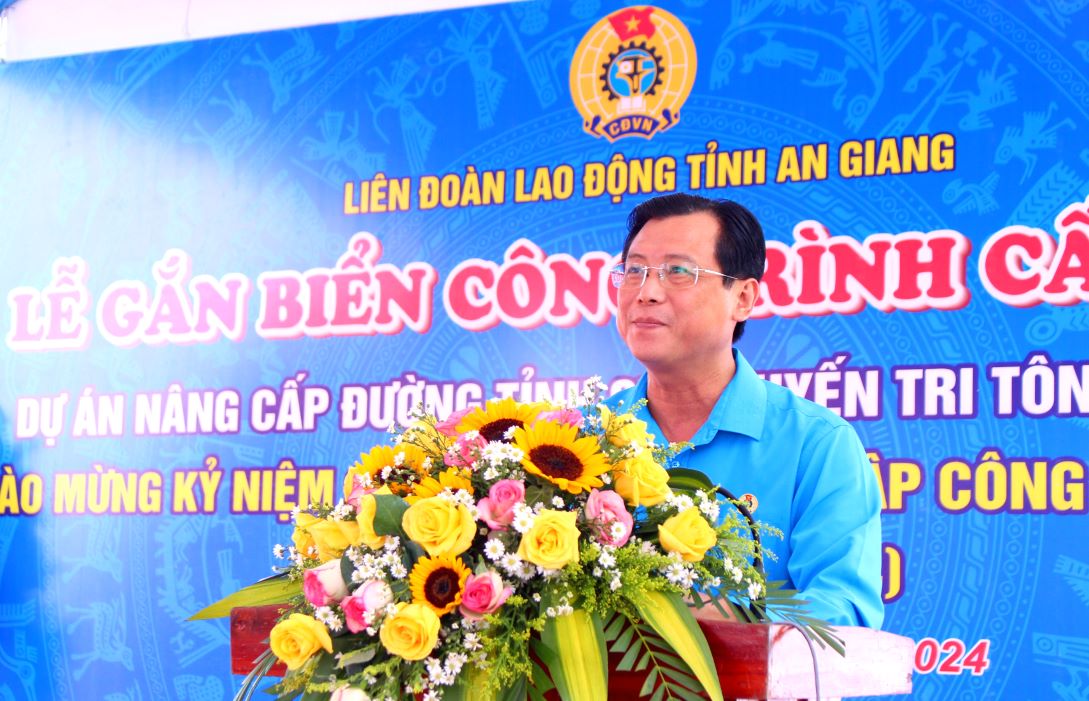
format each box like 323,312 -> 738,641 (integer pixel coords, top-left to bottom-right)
344,443 -> 429,498
406,468 -> 474,504
409,554 -> 471,616
456,397 -> 549,443
513,420 -> 611,494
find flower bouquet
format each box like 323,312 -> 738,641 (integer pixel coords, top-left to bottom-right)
194,380 -> 831,701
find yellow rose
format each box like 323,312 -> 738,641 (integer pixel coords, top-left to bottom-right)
613,452 -> 671,507
379,602 -> 440,661
402,496 -> 476,557
307,517 -> 360,562
269,613 -> 333,670
517,509 -> 580,570
598,405 -> 654,448
355,494 -> 389,550
292,512 -> 319,559
658,507 -> 717,562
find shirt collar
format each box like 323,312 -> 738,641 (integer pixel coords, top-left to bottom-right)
629,349 -> 766,446
693,348 -> 766,444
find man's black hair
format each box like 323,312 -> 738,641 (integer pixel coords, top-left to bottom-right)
623,193 -> 765,342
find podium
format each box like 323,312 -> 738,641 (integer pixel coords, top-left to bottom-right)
230,605 -> 914,700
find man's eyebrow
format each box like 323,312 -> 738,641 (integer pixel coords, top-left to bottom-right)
625,252 -> 696,261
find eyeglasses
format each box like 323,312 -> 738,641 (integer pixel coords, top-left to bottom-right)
609,260 -> 737,289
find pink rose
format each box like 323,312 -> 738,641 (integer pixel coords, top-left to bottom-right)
476,479 -> 525,530
459,571 -> 513,620
345,474 -> 378,509
584,488 -> 633,547
436,406 -> 475,436
446,432 -> 488,468
330,686 -> 367,701
341,579 -> 393,634
303,560 -> 349,607
537,408 -> 585,429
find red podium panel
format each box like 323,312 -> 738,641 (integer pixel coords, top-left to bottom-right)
230,605 -> 913,700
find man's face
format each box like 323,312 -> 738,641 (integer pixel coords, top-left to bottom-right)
616,211 -> 753,377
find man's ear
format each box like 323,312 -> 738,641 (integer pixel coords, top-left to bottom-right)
732,278 -> 761,321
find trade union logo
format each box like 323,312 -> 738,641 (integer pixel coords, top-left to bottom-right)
569,6 -> 697,142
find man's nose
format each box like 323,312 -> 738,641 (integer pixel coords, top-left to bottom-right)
637,270 -> 665,303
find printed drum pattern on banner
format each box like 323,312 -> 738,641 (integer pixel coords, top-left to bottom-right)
1,1 -> 1088,699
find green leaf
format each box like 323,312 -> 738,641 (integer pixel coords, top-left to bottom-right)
496,674 -> 528,701
234,649 -> 276,701
602,611 -> 626,641
610,622 -> 636,654
402,539 -> 426,570
339,555 -> 355,590
660,666 -> 700,691
335,647 -> 376,669
264,682 -> 301,701
372,494 -> 409,538
664,681 -> 706,701
541,609 -> 607,701
312,650 -> 335,677
530,655 -> 557,699
639,668 -> 659,697
755,581 -> 846,656
446,663 -> 504,701
632,591 -> 723,701
635,649 -> 651,672
189,574 -> 295,621
666,468 -> 715,493
616,640 -> 642,672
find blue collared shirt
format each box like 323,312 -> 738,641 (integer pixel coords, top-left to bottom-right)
605,349 -> 885,628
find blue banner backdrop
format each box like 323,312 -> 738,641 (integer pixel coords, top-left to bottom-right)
1,1 -> 1088,699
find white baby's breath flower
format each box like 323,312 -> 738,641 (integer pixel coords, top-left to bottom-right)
747,580 -> 763,600
551,496 -> 565,508
484,538 -> 506,560
666,493 -> 694,512
331,500 -> 354,520
500,553 -> 522,574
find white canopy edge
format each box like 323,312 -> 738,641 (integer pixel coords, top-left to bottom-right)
0,0 -> 523,63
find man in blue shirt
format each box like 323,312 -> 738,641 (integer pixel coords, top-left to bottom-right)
606,193 -> 884,628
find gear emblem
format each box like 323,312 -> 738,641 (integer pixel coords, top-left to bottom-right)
570,6 -> 697,142
599,41 -> 665,104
